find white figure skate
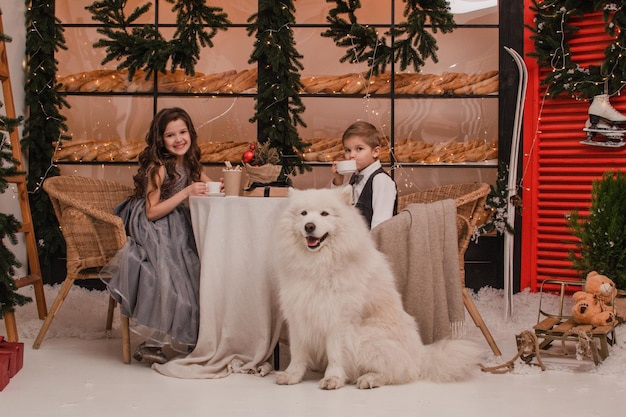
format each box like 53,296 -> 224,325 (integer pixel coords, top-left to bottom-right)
582,94 -> 626,147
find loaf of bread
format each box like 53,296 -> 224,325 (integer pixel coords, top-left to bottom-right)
225,68 -> 258,93
57,70 -> 116,92
338,73 -> 363,94
126,71 -> 154,92
454,72 -> 499,95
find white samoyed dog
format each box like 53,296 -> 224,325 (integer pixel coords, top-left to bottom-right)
273,186 -> 482,390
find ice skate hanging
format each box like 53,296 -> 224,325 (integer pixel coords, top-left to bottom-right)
581,94 -> 626,148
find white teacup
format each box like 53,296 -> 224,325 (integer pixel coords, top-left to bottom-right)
336,159 -> 357,175
206,181 -> 222,194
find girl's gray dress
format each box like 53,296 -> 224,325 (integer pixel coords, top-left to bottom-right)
103,166 -> 200,349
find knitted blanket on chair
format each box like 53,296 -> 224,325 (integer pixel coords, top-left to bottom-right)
371,199 -> 465,345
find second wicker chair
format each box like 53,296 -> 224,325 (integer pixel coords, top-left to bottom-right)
34,175 -> 133,363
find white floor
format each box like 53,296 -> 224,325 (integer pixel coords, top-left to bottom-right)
2,285 -> 626,417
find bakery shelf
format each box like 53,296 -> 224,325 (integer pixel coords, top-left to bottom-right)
54,0 -> 500,174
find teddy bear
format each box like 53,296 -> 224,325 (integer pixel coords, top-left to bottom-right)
571,271 -> 618,326
584,271 -> 618,303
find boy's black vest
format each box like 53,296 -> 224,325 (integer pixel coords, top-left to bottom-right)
354,167 -> 398,229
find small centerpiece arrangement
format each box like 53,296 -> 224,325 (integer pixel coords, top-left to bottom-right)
242,142 -> 288,197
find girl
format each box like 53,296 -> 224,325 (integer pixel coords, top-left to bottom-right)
103,107 -> 215,364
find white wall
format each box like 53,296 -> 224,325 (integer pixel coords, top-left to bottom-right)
1,4 -> 28,275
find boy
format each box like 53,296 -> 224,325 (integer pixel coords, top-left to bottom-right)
332,121 -> 397,229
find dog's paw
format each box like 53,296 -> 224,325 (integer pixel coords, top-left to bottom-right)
275,371 -> 303,385
356,373 -> 383,389
319,375 -> 345,390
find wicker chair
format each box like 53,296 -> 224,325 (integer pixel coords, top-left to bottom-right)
33,175 -> 133,363
397,183 -> 502,356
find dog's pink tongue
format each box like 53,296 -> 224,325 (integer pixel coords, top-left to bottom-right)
306,237 -> 320,247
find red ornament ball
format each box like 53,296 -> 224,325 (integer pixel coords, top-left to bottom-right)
243,150 -> 254,163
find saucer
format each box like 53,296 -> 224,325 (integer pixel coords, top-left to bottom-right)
207,192 -> 225,197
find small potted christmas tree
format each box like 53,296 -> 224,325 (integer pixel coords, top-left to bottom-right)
0,105 -> 32,318
566,170 -> 626,292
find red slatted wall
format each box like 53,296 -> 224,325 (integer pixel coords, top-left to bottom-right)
521,7 -> 626,290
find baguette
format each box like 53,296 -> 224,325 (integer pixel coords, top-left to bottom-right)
439,73 -> 470,93
423,72 -> 461,95
304,137 -> 340,152
53,141 -> 93,160
111,71 -> 132,92
202,71 -> 238,93
97,142 -> 122,161
302,75 -> 340,91
371,74 -> 392,94
116,141 -> 145,161
78,71 -> 125,93
228,68 -> 258,93
340,73 -> 365,95
305,75 -> 351,94
67,142 -> 95,162
59,70 -> 112,91
126,71 -> 154,92
186,70 -> 237,93
454,74 -> 499,95
81,145 -> 100,162
470,76 -> 499,95
409,146 -> 434,162
77,74 -> 108,93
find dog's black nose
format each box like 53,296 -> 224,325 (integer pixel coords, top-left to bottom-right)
305,222 -> 316,233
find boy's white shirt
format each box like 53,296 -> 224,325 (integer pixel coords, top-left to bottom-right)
332,160 -> 397,229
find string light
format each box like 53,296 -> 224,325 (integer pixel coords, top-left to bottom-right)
534,1 -> 626,99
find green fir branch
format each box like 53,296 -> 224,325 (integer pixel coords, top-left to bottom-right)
322,0 -> 455,76
527,0 -> 626,99
86,0 -> 230,79
22,0 -> 67,269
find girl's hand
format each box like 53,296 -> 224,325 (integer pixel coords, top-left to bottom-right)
188,182 -> 208,197
331,161 -> 344,186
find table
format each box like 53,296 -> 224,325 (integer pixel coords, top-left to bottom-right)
155,196 -> 287,378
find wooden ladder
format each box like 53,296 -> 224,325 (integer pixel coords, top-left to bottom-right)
1,8 -> 47,341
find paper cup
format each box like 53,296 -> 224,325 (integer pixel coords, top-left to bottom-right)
222,169 -> 243,196
336,159 -> 357,175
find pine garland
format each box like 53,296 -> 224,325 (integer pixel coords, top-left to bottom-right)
566,170 -> 626,290
22,0 -> 67,268
86,0 -> 230,79
247,0 -> 310,179
0,34 -> 32,316
527,0 -> 626,99
321,0 -> 456,75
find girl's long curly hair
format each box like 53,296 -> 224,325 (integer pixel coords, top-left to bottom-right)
133,107 -> 203,199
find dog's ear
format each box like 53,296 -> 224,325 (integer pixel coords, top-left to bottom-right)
339,185 -> 353,205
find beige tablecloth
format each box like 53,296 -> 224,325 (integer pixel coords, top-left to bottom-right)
155,196 -> 287,378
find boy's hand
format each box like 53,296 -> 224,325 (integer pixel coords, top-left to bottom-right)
331,161 -> 345,186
